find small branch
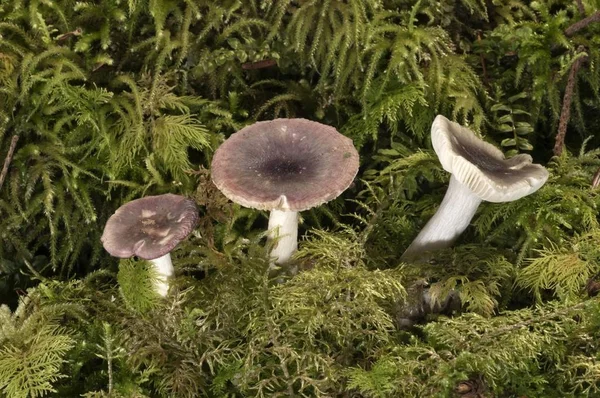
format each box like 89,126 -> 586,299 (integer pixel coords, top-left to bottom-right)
23,259 -> 47,282
56,28 -> 82,41
575,0 -> 585,16
565,11 -> 600,37
93,62 -> 107,72
0,135 -> 19,192
241,59 -> 277,70
553,48 -> 587,156
592,166 -> 600,188
357,196 -> 390,247
477,31 -> 489,87
586,277 -> 600,297
107,356 -> 114,394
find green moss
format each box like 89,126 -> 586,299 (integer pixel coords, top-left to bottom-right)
1,0 -> 600,396
117,259 -> 161,314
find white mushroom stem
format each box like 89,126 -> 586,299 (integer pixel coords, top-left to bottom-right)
149,253 -> 174,297
401,175 -> 482,261
268,210 -> 299,265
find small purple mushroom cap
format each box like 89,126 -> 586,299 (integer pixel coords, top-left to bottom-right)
101,194 -> 199,260
211,118 -> 360,211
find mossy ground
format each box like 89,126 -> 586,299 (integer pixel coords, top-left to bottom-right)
1,1 -> 600,397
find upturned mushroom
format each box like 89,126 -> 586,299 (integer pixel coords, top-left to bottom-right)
401,115 -> 549,261
101,194 -> 199,296
211,118 -> 360,266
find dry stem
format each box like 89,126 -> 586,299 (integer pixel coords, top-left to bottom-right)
575,0 -> 585,16
0,135 -> 19,192
565,11 -> 600,37
241,59 -> 277,70
592,166 -> 600,188
553,48 -> 587,156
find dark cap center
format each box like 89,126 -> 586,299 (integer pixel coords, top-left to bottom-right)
257,157 -> 315,182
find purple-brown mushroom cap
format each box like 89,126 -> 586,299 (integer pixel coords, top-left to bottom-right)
101,194 -> 198,260
211,118 -> 360,212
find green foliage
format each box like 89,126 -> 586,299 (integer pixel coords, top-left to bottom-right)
346,298 -> 600,397
367,146 -> 446,199
295,226 -> 368,269
518,231 -> 600,301
2,0 -> 600,396
117,259 -> 161,314
490,90 -> 535,155
0,326 -> 74,398
0,289 -> 85,397
475,146 -> 600,265
423,245 -> 514,316
9,232 -> 405,397
478,0 -> 600,138
343,82 -> 428,148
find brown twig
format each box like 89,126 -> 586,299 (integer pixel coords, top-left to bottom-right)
56,28 -> 82,41
565,11 -> 600,37
477,31 -> 489,87
553,47 -> 587,156
592,166 -> 600,188
0,135 -> 19,192
455,376 -> 487,397
92,62 -> 106,72
241,59 -> 277,70
575,0 -> 586,16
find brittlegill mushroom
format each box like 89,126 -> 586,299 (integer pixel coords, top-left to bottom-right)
211,118 -> 360,267
101,194 -> 199,296
401,115 -> 549,261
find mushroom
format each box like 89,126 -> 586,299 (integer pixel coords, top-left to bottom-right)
211,118 -> 360,266
401,115 -> 549,261
101,194 -> 199,296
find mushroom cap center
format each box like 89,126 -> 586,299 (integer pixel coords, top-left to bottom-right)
259,158 -> 313,181
256,156 -> 315,182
